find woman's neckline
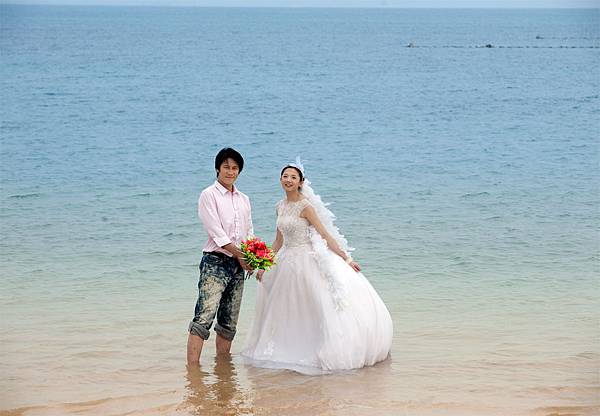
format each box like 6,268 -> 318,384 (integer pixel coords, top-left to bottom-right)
285,197 -> 307,204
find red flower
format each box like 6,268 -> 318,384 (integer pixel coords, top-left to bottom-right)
241,237 -> 275,271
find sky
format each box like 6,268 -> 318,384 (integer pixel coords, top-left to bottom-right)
1,0 -> 599,7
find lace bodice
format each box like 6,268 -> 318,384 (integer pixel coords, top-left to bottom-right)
276,199 -> 312,248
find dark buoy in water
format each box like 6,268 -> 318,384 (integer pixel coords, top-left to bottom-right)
485,44 -> 493,48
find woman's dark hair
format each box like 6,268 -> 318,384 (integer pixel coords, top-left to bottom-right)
215,148 -> 244,175
280,165 -> 304,181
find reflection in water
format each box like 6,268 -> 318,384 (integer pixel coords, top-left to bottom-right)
241,358 -> 396,415
183,354 -> 253,416
243,365 -> 328,414
181,355 -> 398,415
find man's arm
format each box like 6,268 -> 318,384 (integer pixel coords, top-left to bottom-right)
198,192 -> 251,271
198,191 -> 231,248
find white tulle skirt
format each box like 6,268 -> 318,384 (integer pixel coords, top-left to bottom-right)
241,245 -> 393,375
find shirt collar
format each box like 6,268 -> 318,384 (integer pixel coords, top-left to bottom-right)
214,181 -> 239,195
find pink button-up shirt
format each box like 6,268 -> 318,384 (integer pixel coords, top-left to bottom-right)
198,181 -> 254,257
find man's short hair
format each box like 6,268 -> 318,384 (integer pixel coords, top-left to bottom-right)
215,147 -> 244,173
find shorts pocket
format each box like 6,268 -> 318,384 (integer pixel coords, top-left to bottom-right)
201,254 -> 223,268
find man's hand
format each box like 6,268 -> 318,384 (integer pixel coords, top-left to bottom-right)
237,256 -> 253,272
256,269 -> 265,282
221,243 -> 253,272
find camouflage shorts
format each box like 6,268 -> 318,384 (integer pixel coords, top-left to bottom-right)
188,252 -> 245,341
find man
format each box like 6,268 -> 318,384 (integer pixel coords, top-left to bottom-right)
187,147 -> 253,365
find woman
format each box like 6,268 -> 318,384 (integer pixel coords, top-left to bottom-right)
241,160 -> 393,375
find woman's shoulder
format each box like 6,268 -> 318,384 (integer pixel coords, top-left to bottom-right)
296,198 -> 314,216
298,198 -> 312,209
275,199 -> 285,214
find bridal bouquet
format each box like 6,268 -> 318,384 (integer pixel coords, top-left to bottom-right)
241,237 -> 276,272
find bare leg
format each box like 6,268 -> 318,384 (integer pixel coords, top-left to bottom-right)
187,333 -> 204,365
215,333 -> 232,355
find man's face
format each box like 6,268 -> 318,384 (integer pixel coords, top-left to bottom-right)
217,158 -> 240,188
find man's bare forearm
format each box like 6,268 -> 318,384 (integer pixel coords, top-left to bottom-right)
222,242 -> 243,258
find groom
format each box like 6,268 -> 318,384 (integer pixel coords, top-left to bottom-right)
187,147 -> 253,365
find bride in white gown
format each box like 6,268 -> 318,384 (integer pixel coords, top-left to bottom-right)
241,160 -> 393,375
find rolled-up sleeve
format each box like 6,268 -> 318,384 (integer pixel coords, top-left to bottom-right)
198,191 -> 231,247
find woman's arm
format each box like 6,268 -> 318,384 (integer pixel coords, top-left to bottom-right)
301,205 -> 361,272
272,228 -> 283,253
257,228 -> 283,283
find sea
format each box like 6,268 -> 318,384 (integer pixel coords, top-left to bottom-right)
1,5 -> 599,416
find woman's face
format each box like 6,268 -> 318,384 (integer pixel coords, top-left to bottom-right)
280,167 -> 303,192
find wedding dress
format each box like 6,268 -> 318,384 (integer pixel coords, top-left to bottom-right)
241,198 -> 393,375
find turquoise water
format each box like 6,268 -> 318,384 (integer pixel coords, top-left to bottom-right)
1,5 -> 599,415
